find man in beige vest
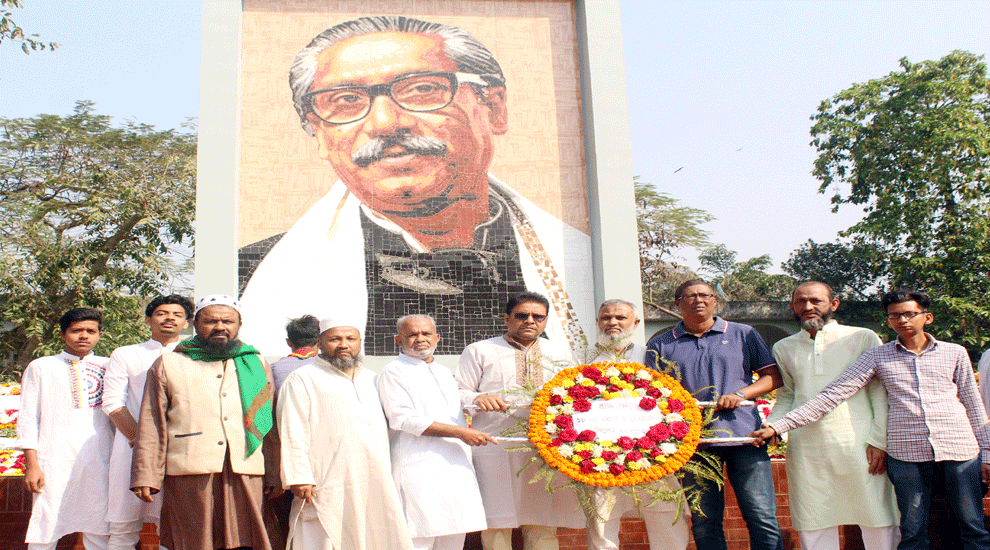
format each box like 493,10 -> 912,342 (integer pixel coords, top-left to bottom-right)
131,295 -> 280,550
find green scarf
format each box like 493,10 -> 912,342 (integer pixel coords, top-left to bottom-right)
175,337 -> 273,457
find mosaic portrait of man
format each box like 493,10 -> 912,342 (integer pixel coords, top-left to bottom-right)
237,13 -> 593,356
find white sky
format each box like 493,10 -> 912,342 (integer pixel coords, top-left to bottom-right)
2,0 -> 988,274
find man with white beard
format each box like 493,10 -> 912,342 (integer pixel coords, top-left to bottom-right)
376,315 -> 493,550
585,300 -> 689,550
277,317 -> 412,550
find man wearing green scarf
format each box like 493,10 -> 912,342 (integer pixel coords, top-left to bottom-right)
132,295 -> 280,550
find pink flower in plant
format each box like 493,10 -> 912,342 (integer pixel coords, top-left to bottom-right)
581,460 -> 597,474
626,450 -> 643,462
585,385 -> 601,397
549,438 -> 562,447
646,387 -> 661,399
577,450 -> 593,459
559,428 -> 578,442
578,429 -> 597,442
670,421 -> 690,439
650,449 -> 663,459
549,394 -> 563,406
609,463 -> 626,475
639,397 -> 657,411
617,436 -> 635,450
573,399 -> 592,412
633,379 -> 650,389
602,450 -> 618,461
667,399 -> 685,413
554,416 -> 573,429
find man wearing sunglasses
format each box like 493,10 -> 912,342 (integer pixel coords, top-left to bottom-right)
751,290 -> 990,549
456,292 -> 585,550
238,15 -> 593,358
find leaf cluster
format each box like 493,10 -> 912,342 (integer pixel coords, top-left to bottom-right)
810,50 -> 990,351
698,244 -> 795,301
0,101 -> 196,370
0,0 -> 57,53
781,239 -> 887,300
635,177 -> 714,306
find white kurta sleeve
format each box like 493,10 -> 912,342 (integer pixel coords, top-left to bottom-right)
277,375 -> 317,487
376,368 -> 431,436
766,344 -> 795,424
979,349 -> 990,416
14,361 -> 41,451
102,348 -> 129,417
455,346 -> 485,407
865,377 -> 889,450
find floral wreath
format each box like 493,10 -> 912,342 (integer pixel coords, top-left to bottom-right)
529,362 -> 702,487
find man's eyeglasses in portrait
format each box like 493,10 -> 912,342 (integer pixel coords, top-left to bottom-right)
304,72 -> 496,125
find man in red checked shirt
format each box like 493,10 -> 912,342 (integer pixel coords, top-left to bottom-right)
752,289 -> 990,549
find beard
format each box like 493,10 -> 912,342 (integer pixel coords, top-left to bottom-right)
597,328 -> 634,351
202,336 -> 241,354
795,311 -> 834,333
322,353 -> 363,371
402,344 -> 437,361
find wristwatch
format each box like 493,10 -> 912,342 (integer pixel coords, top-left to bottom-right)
733,391 -> 746,399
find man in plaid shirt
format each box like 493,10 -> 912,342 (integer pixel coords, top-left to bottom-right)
751,289 -> 990,549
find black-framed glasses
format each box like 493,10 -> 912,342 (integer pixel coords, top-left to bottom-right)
303,72 -> 493,125
513,312 -> 548,322
886,311 -> 927,321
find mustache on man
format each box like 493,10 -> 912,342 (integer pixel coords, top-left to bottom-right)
352,132 -> 448,167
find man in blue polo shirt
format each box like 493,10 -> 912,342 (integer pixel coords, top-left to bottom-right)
646,279 -> 783,550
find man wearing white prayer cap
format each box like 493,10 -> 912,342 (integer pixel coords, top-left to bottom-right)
277,316 -> 413,550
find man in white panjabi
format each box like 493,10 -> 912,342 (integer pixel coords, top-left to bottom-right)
102,295 -> 193,550
585,300 -> 690,550
766,282 -> 899,550
17,308 -> 114,550
456,292 -> 585,550
278,317 -> 412,550
376,314 -> 493,550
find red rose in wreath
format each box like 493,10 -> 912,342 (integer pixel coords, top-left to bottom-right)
670,422 -> 690,439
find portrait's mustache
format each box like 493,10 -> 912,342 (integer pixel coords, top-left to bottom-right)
351,133 -> 448,167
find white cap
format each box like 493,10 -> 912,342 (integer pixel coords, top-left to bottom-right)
195,294 -> 242,315
319,316 -> 362,337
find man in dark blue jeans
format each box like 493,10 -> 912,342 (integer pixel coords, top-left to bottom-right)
752,289 -> 990,549
646,279 -> 784,550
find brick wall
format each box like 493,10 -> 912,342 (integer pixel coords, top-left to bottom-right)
0,459 -> 984,550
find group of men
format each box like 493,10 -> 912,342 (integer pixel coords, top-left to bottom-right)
15,280 -> 990,550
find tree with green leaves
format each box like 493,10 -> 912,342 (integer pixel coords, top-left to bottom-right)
810,50 -> 990,351
699,244 -> 795,301
1,0 -> 57,53
782,240 -> 887,300
0,102 -> 196,374
635,176 -> 714,308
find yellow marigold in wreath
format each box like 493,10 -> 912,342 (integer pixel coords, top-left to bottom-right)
529,362 -> 702,487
